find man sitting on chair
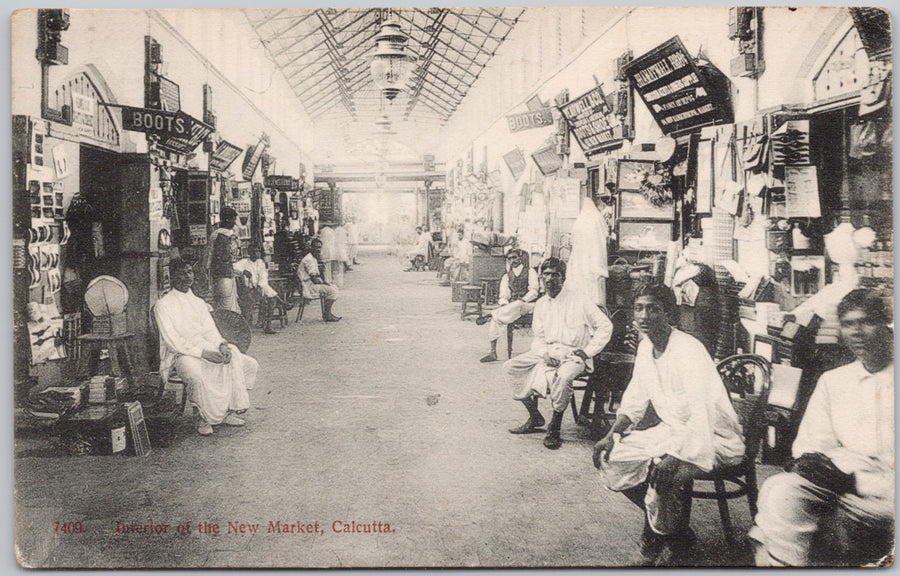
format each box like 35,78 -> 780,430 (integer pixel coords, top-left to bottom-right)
441,227 -> 471,284
749,289 -> 893,567
504,257 -> 612,450
297,238 -> 342,322
592,284 -> 744,565
476,249 -> 540,362
406,226 -> 431,270
234,245 -> 293,334
154,258 -> 258,436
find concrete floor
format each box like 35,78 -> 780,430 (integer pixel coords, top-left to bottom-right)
14,247 -> 773,568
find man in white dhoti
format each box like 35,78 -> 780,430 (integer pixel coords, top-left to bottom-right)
154,258 -> 258,436
297,238 -> 342,322
406,226 -> 431,270
335,224 -> 351,272
346,217 -> 360,265
234,246 -> 293,334
593,284 -> 744,565
504,258 -> 612,450
749,289 -> 894,567
441,227 -> 471,284
476,249 -> 539,363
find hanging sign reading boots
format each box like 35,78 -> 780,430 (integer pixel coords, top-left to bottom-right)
120,106 -> 193,137
506,107 -> 554,133
623,36 -> 732,134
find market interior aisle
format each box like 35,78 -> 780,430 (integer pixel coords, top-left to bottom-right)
15,247 -> 759,568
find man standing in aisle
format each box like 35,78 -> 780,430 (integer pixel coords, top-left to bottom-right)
346,216 -> 361,265
593,284 -> 745,565
207,206 -> 241,313
749,289 -> 893,567
154,258 -> 258,436
504,257 -> 612,450
297,238 -> 342,322
476,249 -> 540,362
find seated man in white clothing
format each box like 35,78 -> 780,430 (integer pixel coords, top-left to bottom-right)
297,238 -> 342,322
749,289 -> 894,567
406,226 -> 431,270
503,257 -> 612,450
593,284 -> 744,565
154,258 -> 258,436
441,227 -> 471,284
234,245 -> 293,334
476,249 -> 540,363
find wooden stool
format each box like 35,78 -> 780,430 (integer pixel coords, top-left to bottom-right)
76,333 -> 137,385
460,285 -> 483,320
265,278 -> 288,330
451,281 -> 468,303
481,277 -> 502,306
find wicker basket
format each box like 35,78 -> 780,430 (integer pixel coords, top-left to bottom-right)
90,311 -> 128,336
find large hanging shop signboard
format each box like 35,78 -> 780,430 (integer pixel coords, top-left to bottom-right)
559,85 -> 625,153
623,36 -> 731,134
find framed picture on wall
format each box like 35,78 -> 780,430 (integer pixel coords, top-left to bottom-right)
617,220 -> 673,252
617,159 -> 675,220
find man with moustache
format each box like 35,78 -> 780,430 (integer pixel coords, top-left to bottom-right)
154,258 -> 258,436
593,284 -> 744,564
749,289 -> 894,566
503,257 -> 612,450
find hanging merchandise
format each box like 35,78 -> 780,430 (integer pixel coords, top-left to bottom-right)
771,120 -> 810,165
848,120 -> 881,159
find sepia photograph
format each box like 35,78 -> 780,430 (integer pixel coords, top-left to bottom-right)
10,5 -> 894,569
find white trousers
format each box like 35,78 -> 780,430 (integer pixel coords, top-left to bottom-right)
749,472 -> 894,566
504,349 -> 585,413
487,300 -> 535,341
176,344 -> 258,425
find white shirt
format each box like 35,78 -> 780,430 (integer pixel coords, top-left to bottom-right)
793,360 -> 894,497
154,288 -> 225,377
297,252 -> 322,296
498,265 -> 539,305
233,257 -> 276,298
618,329 -> 745,472
530,287 -> 613,361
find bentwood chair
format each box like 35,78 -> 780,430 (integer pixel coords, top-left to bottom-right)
691,353 -> 772,543
292,276 -> 327,323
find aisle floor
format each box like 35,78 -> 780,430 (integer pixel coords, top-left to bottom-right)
15,247 -> 771,568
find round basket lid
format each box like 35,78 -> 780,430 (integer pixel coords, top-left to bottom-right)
84,275 -> 129,316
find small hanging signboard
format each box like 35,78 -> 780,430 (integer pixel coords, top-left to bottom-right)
559,85 -> 625,154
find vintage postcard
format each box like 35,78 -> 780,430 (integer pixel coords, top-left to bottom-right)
12,6 -> 893,568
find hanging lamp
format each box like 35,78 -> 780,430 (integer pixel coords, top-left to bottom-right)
369,17 -> 414,102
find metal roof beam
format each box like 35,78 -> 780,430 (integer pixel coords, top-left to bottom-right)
265,11 -> 318,44
452,10 -> 503,42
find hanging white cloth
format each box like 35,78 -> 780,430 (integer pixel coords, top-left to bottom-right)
567,201 -> 608,306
